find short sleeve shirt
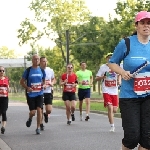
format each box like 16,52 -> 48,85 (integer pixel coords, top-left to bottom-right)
76,69 -> 92,89
43,67 -> 55,93
61,73 -> 77,92
109,35 -> 150,98
96,64 -> 118,95
22,67 -> 46,97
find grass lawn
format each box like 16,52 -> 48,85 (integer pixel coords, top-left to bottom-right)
9,92 -> 120,113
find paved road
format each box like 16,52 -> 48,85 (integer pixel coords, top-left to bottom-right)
0,102 -> 137,150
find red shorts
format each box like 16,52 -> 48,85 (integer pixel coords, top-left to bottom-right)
103,93 -> 118,107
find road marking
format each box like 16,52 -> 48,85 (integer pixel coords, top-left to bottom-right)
0,138 -> 11,150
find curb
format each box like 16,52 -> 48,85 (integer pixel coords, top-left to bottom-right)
53,106 -> 121,118
0,138 -> 11,150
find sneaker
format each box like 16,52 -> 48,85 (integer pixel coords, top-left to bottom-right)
109,126 -> 115,132
85,116 -> 90,121
71,114 -> 75,121
44,113 -> 48,123
36,128 -> 41,134
40,124 -> 45,131
1,127 -> 5,134
26,118 -> 32,127
80,115 -> 83,121
67,121 -> 71,125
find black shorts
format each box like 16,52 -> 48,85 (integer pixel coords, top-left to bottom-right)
62,92 -> 76,101
43,93 -> 53,105
28,95 -> 44,111
0,97 -> 8,113
120,96 -> 150,149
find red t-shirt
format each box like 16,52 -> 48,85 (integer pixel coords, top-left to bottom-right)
61,73 -> 77,92
0,77 -> 9,97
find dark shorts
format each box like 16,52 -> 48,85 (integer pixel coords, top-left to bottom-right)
43,93 -> 53,105
120,96 -> 150,149
62,92 -> 76,101
27,95 -> 44,111
0,97 -> 8,113
78,88 -> 91,101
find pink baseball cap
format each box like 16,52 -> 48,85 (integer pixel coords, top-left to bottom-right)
135,11 -> 150,22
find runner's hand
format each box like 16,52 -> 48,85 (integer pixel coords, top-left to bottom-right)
42,84 -> 47,89
121,71 -> 133,80
49,83 -> 53,87
90,83 -> 93,87
64,79 -> 68,84
27,87 -> 33,92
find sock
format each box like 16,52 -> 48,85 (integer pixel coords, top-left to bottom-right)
86,114 -> 88,116
110,124 -> 114,127
69,119 -> 71,121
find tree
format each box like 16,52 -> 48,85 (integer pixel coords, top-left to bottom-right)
100,0 -> 150,54
17,0 -> 91,63
0,46 -> 15,58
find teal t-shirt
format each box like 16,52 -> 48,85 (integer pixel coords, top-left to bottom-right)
76,69 -> 92,89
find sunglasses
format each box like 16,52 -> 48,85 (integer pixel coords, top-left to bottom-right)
0,70 -> 4,72
67,67 -> 73,69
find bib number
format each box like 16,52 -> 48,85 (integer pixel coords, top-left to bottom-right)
64,84 -> 74,92
134,76 -> 150,95
104,80 -> 116,87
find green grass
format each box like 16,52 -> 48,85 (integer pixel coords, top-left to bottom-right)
8,93 -> 120,113
53,100 -> 107,111
9,93 -> 26,102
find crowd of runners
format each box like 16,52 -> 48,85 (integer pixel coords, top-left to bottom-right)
0,10 -> 150,150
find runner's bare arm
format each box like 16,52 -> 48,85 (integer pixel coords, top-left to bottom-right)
95,75 -> 105,81
20,78 -> 33,92
90,75 -> 93,85
60,78 -> 67,86
107,63 -> 132,80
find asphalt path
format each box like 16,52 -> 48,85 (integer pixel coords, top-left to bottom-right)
0,102 -> 137,150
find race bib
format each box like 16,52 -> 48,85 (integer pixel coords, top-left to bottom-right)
64,84 -> 74,92
0,87 -> 8,97
104,79 -> 117,87
31,82 -> 42,92
81,80 -> 89,86
134,73 -> 150,95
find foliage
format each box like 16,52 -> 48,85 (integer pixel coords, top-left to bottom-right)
0,46 -> 15,58
17,0 -> 91,63
15,0 -> 150,91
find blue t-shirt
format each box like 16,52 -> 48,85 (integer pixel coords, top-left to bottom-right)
109,35 -> 150,98
22,67 -> 46,97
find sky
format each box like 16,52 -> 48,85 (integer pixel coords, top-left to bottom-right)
0,0 -> 119,57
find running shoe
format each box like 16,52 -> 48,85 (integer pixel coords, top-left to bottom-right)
85,116 -> 90,121
36,128 -> 41,134
40,124 -> 45,131
26,118 -> 32,127
109,126 -> 115,132
1,127 -> 5,134
71,114 -> 75,121
80,115 -> 83,121
44,113 -> 48,123
67,121 -> 71,125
